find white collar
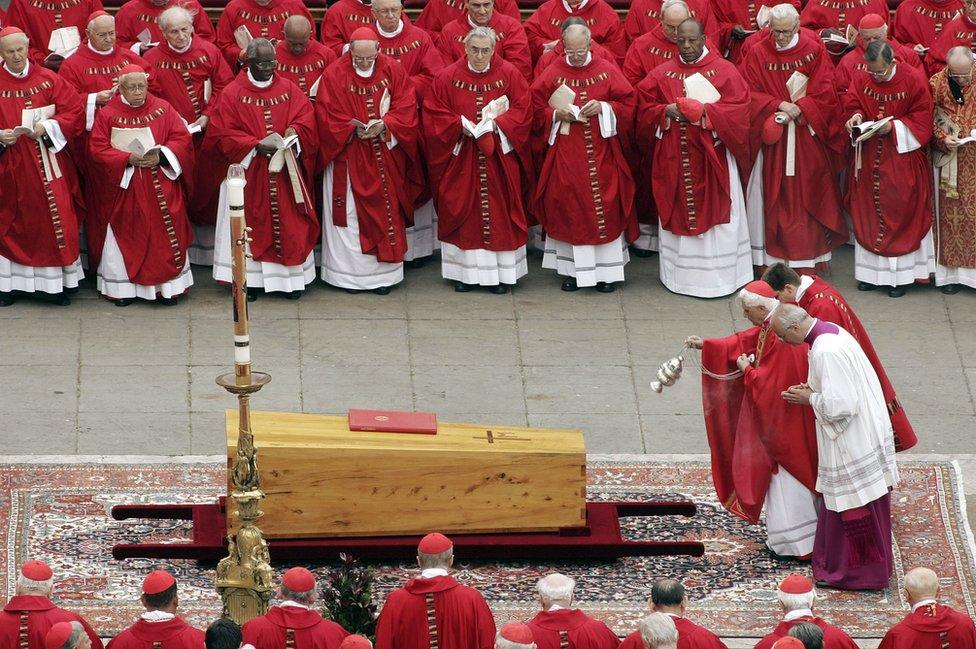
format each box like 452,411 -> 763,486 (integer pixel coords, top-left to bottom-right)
420,568 -> 449,578
775,33 -> 799,51
468,61 -> 490,74
783,609 -> 814,621
87,41 -> 115,56
679,46 -> 709,65
377,20 -> 403,37
279,600 -> 311,609
912,599 -> 938,612
247,69 -> 274,87
169,40 -> 193,54
468,14 -> 490,28
663,613 -> 682,619
794,274 -> 814,301
141,611 -> 176,622
566,51 -> 592,67
354,62 -> 376,77
561,0 -> 588,12
547,604 -> 566,611
3,62 -> 29,78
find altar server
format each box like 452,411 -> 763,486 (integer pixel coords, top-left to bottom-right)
107,571 -> 205,649
243,567 -> 349,649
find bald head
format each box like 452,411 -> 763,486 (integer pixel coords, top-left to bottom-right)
661,0 -> 691,41
537,573 -> 576,609
283,15 -> 311,54
563,23 -> 591,66
947,46 -> 975,86
904,568 -> 939,604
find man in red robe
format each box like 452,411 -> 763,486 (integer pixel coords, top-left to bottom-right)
623,0 -> 714,88
754,575 -> 858,649
710,0 -> 799,63
114,0 -> 214,55
214,0 -> 312,68
375,533 -> 496,649
742,4 -> 847,273
843,40 -> 934,298
107,571 -> 205,649
414,0 -> 520,34
45,623 -> 91,649
892,0 -> 962,57
761,262 -> 918,452
0,27 -> 85,307
527,574 -> 620,649
423,26 -> 529,292
206,38 -> 319,298
532,23 -> 635,292
242,567 -> 349,649
618,580 -> 727,649
276,15 -> 336,97
4,0 -> 102,68
879,568 -> 976,649
926,3 -> 976,74
534,19 -> 615,75
320,0 -> 374,54
88,64 -> 194,305
799,0 -> 889,36
0,562 -> 103,649
523,0 -> 626,64
437,0 -> 532,79
834,14 -> 924,95
623,0 -> 718,47
494,624 -> 536,649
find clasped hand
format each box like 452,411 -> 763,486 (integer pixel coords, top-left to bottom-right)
355,120 -> 386,140
781,383 -> 812,405
129,149 -> 160,168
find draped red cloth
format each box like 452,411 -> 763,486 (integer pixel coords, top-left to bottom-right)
636,49 -> 750,237
527,610 -> 620,649
214,0 -> 313,67
530,56 -> 637,245
618,619 -> 727,649
534,39 -> 615,76
205,72 -> 319,264
414,0 -> 520,34
437,13 -> 532,80
0,64 -> 84,267
834,38 -> 923,95
878,604 -> 976,649
114,0 -> 215,50
800,0 -> 890,32
422,58 -> 531,250
523,0 -> 626,64
378,19 -> 444,99
5,0 -> 103,63
754,616 -> 858,649
926,13 -> 976,74
0,596 -> 104,649
892,0 -> 964,50
711,0 -> 801,63
842,64 -> 933,257
374,575 -> 496,649
275,39 -> 336,97
107,618 -> 205,649
622,27 -> 717,86
623,0 -> 720,46
795,274 -> 918,451
316,54 -> 418,263
700,321 -> 818,524
742,31 -> 848,262
242,606 -> 349,649
319,0 -> 374,54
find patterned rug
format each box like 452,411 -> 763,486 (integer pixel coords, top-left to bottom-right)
2,456 -> 974,639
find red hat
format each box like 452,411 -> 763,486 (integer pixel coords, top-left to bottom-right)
118,64 -> 147,76
771,639 -> 804,649
45,623 -> 74,649
676,97 -> 704,123
88,10 -> 111,22
761,115 -> 784,145
282,567 -> 316,592
0,27 -> 26,38
743,280 -> 777,299
339,636 -> 373,649
418,532 -> 452,554
348,27 -> 378,42
858,13 -> 886,29
778,574 -> 813,594
21,560 -> 53,581
142,570 -> 176,595
498,622 -> 535,645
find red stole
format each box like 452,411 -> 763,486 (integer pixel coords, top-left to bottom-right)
377,20 -> 445,99
107,617 -> 205,649
59,45 -> 147,93
835,39 -> 924,95
0,597 -> 104,649
144,39 -> 232,122
242,606 -> 349,649
878,604 -> 976,649
527,610 -> 620,649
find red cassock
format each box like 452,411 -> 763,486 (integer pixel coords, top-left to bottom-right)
700,321 -> 818,524
833,39 -> 923,95
754,616 -> 858,649
530,56 -> 637,246
214,0 -> 313,67
0,596 -> 104,649
527,610 -> 620,649
275,40 -> 337,97
891,0 -> 964,50
795,274 -> 918,451
523,0 -> 626,64
623,0 -> 720,47
878,604 -> 976,649
619,619 -> 727,649
374,575 -> 496,649
926,13 -> 976,74
437,13 -> 532,80
742,31 -> 849,262
414,0 -> 520,34
422,58 -> 531,250
107,617 -> 205,649
319,0 -> 374,54
205,72 -> 319,265
534,40 -> 616,76
114,0 -> 215,50
800,0 -> 890,32
636,50 -> 750,237
0,64 -> 84,268
316,54 -> 418,263
710,0 -> 800,63
5,0 -> 103,63
622,28 -> 718,86
378,19 -> 444,99
242,605 -> 349,649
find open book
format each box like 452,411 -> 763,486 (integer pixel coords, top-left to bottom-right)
234,25 -> 253,51
462,95 -> 509,138
47,26 -> 80,59
851,116 -> 893,143
111,126 -> 161,155
351,88 -> 391,130
136,28 -> 159,49
821,24 -> 857,48
956,128 -> 976,145
259,132 -> 299,150
683,72 -> 721,104
12,105 -> 56,136
549,83 -> 579,135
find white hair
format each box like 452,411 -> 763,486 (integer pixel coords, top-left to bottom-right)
417,547 -> 453,569
537,573 -> 575,607
639,612 -> 678,649
494,633 -> 536,649
158,6 -> 195,32
16,574 -> 54,594
87,13 -> 114,32
737,287 -> 779,312
63,622 -> 86,649
0,32 -> 30,47
660,0 -> 690,16
119,71 -> 149,85
777,589 -> 816,612
768,3 -> 799,24
464,25 -> 498,47
772,302 -> 810,328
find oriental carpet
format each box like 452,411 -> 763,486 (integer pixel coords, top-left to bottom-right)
1,456 -> 973,638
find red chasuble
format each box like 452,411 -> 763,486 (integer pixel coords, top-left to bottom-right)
926,13 -> 976,74
892,0 -> 963,50
437,13 -> 532,80
622,28 -> 717,86
618,619 -> 727,649
205,72 -> 319,264
214,0 -> 313,67
622,0 -> 719,46
374,575 -> 496,649
700,321 -> 818,524
59,45 -> 148,96
834,39 -> 923,95
742,32 -> 848,262
275,39 -> 336,97
107,618 -> 205,649
534,40 -> 615,76
710,0 -> 801,63
527,610 -> 620,649
794,274 -> 918,451
114,0 -> 215,50
377,19 -> 444,99
523,0 -> 626,64
842,65 -> 933,256
636,50 -> 750,237
878,604 -> 976,649
0,596 -> 104,649
531,56 -> 637,246
414,0 -> 520,34
0,64 -> 84,268
316,54 -> 418,263
5,0 -> 103,63
242,606 -> 349,649
800,0 -> 890,32
422,59 -> 531,250
320,0 -> 374,54
754,616 -> 858,649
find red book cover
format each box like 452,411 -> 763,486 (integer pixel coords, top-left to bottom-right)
347,409 -> 438,434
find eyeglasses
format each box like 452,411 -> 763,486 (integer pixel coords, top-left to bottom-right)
373,7 -> 400,14
564,47 -> 589,55
771,27 -> 796,36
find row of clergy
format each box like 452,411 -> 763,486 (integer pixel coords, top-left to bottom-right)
0,7 -> 972,306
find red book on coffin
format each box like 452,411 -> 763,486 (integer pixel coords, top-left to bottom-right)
348,409 -> 438,434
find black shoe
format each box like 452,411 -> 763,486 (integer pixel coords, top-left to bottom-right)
344,288 -> 361,294
373,286 -> 391,295
595,282 -> 616,293
630,247 -> 653,258
0,292 -> 15,307
487,284 -> 509,294
64,286 -> 80,295
857,281 -> 876,291
941,283 -> 961,295
888,286 -> 906,298
158,297 -> 177,306
561,277 -> 579,292
285,291 -> 302,300
405,258 -> 426,269
51,293 -> 71,306
454,281 -> 476,293
114,298 -> 133,307
246,288 -> 259,302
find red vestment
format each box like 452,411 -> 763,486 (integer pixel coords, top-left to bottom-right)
107,618 -> 205,649
242,605 -> 349,649
623,0 -> 719,46
711,0 -> 801,63
878,604 -> 976,649
437,13 -> 532,80
892,0 -> 963,50
275,39 -> 336,97
795,274 -> 918,451
534,40 -> 615,76
377,19 -> 444,99
622,27 -> 717,86
114,0 -> 215,50
742,31 -> 848,262
527,610 -> 620,649
414,0 -> 520,34
422,58 -> 531,250
754,616 -> 858,649
530,56 -> 637,245
800,0 -> 890,32
214,0 -> 313,67
374,575 -> 496,649
523,0 -> 626,64
205,72 -> 319,264
0,64 -> 84,267
316,54 -> 418,263
619,619 -> 727,649
834,39 -> 923,95
926,13 -> 976,74
319,0 -> 374,54
636,49 -> 750,237
0,596 -> 103,649
5,0 -> 103,63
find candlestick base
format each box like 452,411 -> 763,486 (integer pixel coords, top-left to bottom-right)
216,371 -> 272,396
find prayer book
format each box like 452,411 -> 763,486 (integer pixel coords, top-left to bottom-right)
683,73 -> 721,104
755,5 -> 772,28
47,26 -> 80,57
111,126 -> 160,155
957,129 -> 976,145
851,116 -> 893,143
233,25 -> 253,50
136,28 -> 158,49
461,94 -> 509,138
549,83 -> 577,135
821,24 -> 857,48
348,408 -> 438,434
12,104 -> 55,136
203,79 -> 213,103
309,75 -> 322,98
